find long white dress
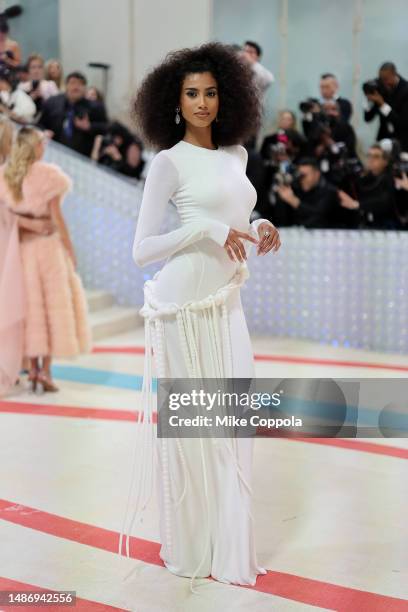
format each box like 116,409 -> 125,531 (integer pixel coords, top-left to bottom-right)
119,140 -> 271,591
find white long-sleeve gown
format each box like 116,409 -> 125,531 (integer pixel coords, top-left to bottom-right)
119,139 -> 270,591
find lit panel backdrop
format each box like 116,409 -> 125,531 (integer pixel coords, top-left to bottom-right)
45,141 -> 408,354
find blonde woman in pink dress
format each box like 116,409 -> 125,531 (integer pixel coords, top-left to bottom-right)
0,119 -> 56,395
0,127 -> 91,394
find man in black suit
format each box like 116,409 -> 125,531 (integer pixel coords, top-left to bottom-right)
39,71 -> 108,157
338,144 -> 400,229
363,62 -> 408,152
275,158 -> 343,228
320,73 -> 352,123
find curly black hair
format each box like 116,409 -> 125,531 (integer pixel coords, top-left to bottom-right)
132,41 -> 262,150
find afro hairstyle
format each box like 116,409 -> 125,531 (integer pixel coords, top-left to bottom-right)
132,41 -> 262,150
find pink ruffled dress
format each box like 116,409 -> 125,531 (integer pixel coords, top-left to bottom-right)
0,160 -> 92,395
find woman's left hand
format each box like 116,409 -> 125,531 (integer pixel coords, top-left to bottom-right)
257,222 -> 281,255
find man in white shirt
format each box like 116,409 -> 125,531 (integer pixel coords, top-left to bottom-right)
239,41 -> 274,151
241,40 -> 274,101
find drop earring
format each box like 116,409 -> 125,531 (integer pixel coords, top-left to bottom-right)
215,116 -> 219,123
175,106 -> 181,125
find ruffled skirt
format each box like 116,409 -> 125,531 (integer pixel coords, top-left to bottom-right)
19,232 -> 92,359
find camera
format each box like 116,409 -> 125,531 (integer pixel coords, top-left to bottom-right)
299,97 -> 320,114
385,140 -> 408,178
75,107 -> 88,120
393,156 -> 408,178
273,169 -> 294,188
262,131 -> 291,167
100,133 -> 115,149
362,79 -> 381,96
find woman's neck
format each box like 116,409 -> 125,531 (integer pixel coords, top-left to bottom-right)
182,126 -> 216,150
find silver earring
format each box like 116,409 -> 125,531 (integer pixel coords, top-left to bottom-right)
175,106 -> 181,124
215,115 -> 219,123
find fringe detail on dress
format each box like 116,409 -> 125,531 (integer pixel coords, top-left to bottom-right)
118,263 -> 255,593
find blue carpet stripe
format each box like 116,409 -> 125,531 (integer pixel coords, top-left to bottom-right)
51,365 -> 157,391
49,365 -> 407,432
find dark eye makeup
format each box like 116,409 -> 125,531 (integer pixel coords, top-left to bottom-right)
185,89 -> 218,97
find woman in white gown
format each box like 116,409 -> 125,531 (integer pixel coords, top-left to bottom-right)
119,42 -> 281,592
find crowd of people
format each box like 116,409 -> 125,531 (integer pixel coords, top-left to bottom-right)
1,19 -> 407,230
0,15 -> 145,181
245,53 -> 408,230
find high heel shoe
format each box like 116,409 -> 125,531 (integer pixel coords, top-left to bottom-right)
27,369 -> 38,393
36,370 -> 59,393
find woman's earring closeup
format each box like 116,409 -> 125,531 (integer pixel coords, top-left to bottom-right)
175,106 -> 181,124
215,115 -> 219,123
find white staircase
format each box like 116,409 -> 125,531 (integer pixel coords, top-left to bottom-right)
86,289 -> 142,340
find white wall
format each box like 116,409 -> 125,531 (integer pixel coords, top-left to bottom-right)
59,0 -> 212,128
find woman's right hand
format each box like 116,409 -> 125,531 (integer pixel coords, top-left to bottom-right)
223,228 -> 258,263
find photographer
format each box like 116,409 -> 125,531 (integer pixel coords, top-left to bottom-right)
0,67 -> 36,123
300,98 -> 361,191
317,101 -> 361,189
39,71 -> 108,157
91,121 -> 132,171
258,128 -> 306,225
320,73 -> 352,122
18,54 -> 59,115
363,62 -> 408,152
338,144 -> 400,229
299,97 -> 324,143
275,157 -> 341,228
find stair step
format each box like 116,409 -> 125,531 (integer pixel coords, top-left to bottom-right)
89,306 -> 142,341
86,289 -> 115,313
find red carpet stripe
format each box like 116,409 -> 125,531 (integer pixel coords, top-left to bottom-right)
0,401 -> 406,459
0,400 -> 142,423
0,576 -> 127,611
0,401 -> 157,424
93,345 -> 408,372
0,499 -> 406,611
286,437 -> 408,459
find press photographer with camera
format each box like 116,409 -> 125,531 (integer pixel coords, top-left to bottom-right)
338,143 -> 400,229
18,54 -> 59,116
275,157 -> 341,228
363,62 -> 408,152
91,121 -> 132,171
258,126 -> 306,225
260,109 -> 301,158
320,73 -> 352,123
39,71 -> 108,157
300,98 -> 361,195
